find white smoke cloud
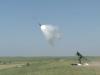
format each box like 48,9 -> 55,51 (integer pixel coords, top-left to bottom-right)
40,24 -> 61,46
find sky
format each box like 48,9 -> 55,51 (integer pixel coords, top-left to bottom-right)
0,0 -> 100,56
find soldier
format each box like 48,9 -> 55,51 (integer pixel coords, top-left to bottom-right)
76,51 -> 83,64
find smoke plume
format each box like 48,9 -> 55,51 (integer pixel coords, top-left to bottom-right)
40,24 -> 61,46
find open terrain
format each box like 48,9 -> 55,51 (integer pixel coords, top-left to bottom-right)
0,57 -> 99,75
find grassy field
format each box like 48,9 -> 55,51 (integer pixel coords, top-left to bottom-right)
0,57 -> 99,75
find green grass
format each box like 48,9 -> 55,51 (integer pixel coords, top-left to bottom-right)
0,57 -> 99,75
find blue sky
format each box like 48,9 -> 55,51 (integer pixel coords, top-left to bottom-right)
0,0 -> 100,56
